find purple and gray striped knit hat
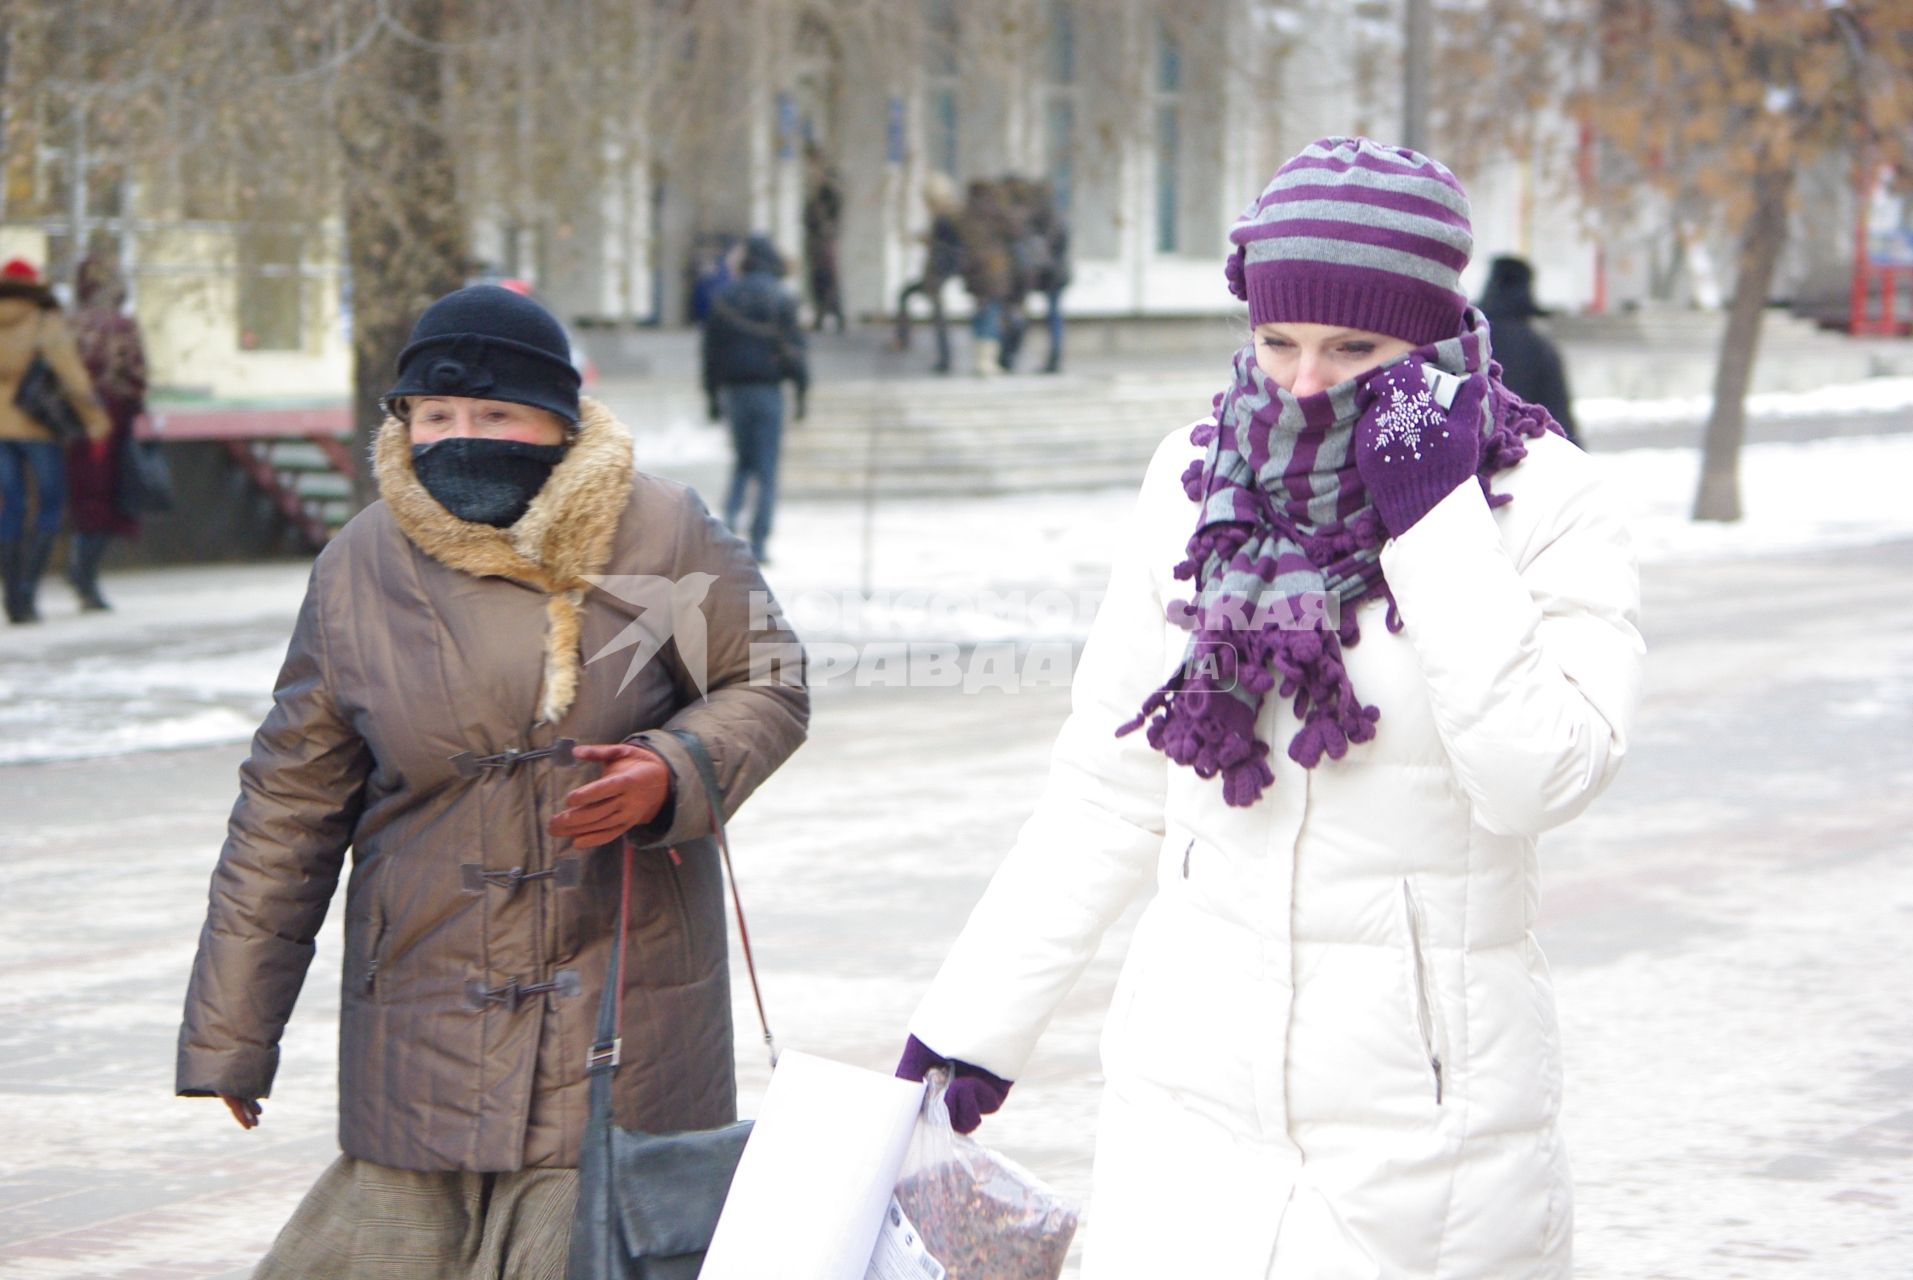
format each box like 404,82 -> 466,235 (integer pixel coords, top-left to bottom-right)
1225,136 -> 1472,347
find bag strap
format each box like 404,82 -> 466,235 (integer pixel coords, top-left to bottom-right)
710,293 -> 786,343
711,293 -> 799,366
665,727 -> 778,1068
587,729 -> 778,1090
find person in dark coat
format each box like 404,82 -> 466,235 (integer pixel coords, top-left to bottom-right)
178,284 -> 809,1277
894,173 -> 964,374
802,144 -> 846,334
998,178 -> 1072,375
66,254 -> 147,610
996,176 -> 1037,374
1476,256 -> 1579,446
701,235 -> 808,563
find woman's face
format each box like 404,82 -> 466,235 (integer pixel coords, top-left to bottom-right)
406,396 -> 567,446
1252,322 -> 1415,397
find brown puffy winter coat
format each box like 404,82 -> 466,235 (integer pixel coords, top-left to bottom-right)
176,399 -> 809,1172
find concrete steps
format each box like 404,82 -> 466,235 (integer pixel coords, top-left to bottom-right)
241,438 -> 357,545
784,373 -> 1215,498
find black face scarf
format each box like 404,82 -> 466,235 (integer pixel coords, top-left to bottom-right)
409,437 -> 568,528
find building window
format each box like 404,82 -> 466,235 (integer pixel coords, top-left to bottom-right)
237,227 -> 303,352
925,0 -> 960,178
1043,0 -> 1077,217
1045,100 -> 1076,218
1047,0 -> 1076,84
1154,22 -> 1183,254
929,88 -> 960,179
1155,108 -> 1180,253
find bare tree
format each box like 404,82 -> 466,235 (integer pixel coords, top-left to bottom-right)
1437,0 -> 1913,522
1,0 -> 764,501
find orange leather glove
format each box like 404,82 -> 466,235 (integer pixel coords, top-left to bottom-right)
548,743 -> 672,848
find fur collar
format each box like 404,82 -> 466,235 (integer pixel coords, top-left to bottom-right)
374,396 -> 635,723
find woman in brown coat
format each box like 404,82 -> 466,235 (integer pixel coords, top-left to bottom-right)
0,257 -> 110,622
177,286 -> 809,1276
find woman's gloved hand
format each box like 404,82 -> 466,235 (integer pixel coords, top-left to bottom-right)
1354,355 -> 1488,537
549,743 -> 672,848
895,1033 -> 1012,1134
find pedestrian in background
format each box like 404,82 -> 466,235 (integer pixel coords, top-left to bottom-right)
66,253 -> 149,611
897,137 -> 1641,1278
1477,254 -> 1580,446
998,176 -> 1071,375
177,284 -> 808,1277
0,257 -> 109,624
893,173 -> 964,374
1029,178 -> 1072,374
996,176 -> 1040,374
702,234 -> 808,564
687,233 -> 737,326
803,142 -> 847,335
955,178 -> 1015,377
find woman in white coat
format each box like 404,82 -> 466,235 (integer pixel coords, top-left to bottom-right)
896,137 -> 1643,1278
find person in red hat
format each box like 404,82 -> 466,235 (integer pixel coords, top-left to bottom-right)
0,256 -> 110,622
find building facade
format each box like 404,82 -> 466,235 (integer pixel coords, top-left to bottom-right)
532,0 -> 1377,328
0,0 -> 1864,408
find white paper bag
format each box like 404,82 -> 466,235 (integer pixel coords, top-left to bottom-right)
698,1050 -> 927,1280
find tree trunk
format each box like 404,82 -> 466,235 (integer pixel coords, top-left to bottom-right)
1694,163 -> 1795,522
337,3 -> 469,510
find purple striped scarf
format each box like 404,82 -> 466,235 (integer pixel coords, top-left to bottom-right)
1118,309 -> 1561,807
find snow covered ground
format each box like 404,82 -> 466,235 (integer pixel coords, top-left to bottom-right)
1,411 -> 1909,1279
1576,374 -> 1913,427
3,537 -> 1911,1279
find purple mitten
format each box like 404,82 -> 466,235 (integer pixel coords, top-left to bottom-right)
895,1034 -> 1014,1135
1354,355 -> 1487,537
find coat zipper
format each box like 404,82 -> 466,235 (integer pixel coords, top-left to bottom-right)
1403,880 -> 1444,1106
1181,838 -> 1194,879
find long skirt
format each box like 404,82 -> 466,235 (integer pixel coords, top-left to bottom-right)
255,1155 -> 577,1279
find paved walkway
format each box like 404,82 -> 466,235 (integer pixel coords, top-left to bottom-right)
2,540 -> 1911,1275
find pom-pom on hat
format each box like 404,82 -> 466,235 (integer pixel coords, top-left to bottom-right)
386,284 -> 581,424
1,258 -> 42,282
1226,136 -> 1473,347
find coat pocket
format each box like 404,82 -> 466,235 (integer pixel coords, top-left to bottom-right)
662,854 -> 698,975
362,910 -> 389,999
1402,880 -> 1445,1106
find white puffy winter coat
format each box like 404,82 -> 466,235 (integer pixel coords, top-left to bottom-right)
911,425 -> 1644,1278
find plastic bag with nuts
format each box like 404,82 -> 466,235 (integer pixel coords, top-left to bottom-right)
891,1070 -> 1080,1280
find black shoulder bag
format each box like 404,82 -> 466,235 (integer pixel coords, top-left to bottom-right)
567,728 -> 777,1280
14,316 -> 87,445
116,420 -> 175,515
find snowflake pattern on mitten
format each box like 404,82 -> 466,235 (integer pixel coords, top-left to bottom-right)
1355,355 -> 1487,537
1369,379 -> 1449,463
